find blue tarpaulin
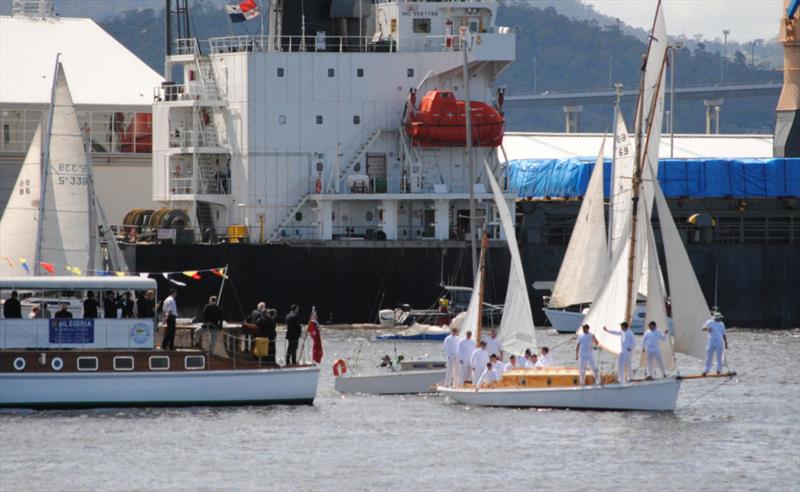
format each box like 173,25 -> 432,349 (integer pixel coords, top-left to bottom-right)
507,158 -> 800,199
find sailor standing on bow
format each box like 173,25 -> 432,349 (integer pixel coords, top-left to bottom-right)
443,326 -> 461,387
457,330 -> 476,384
576,324 -> 600,386
642,321 -> 669,379
604,321 -> 635,383
702,312 -> 729,376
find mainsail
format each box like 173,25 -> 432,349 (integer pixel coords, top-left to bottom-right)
548,139 -> 608,308
610,112 -> 635,258
484,161 -> 537,356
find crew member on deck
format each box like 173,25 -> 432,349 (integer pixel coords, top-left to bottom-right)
54,303 -> 72,319
120,292 -> 135,318
576,324 -> 599,386
442,326 -> 460,387
604,321 -> 635,383
199,296 -> 223,352
255,304 -> 277,365
83,291 -> 99,319
642,321 -> 669,379
538,346 -> 553,367
161,289 -> 178,350
476,362 -> 497,389
503,354 -> 519,372
103,290 -> 118,319
437,297 -> 450,326
702,312 -> 729,376
470,340 -> 489,383
457,330 -> 476,384
285,304 -> 302,365
137,290 -> 155,318
3,291 -> 21,318
484,329 -> 502,361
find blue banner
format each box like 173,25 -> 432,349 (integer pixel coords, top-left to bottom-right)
49,319 -> 95,344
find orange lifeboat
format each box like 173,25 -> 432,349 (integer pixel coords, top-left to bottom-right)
405,90 -> 504,148
120,113 -> 153,153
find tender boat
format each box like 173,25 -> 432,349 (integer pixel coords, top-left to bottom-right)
405,90 -> 504,147
0,276 -> 320,408
375,323 -> 450,341
333,359 -> 445,395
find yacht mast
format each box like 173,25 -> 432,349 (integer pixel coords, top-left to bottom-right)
474,229 -> 488,343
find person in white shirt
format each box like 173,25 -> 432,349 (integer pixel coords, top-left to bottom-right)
457,330 -> 476,384
517,349 -> 533,369
604,321 -> 635,383
160,288 -> 178,350
576,324 -> 599,386
641,321 -> 669,379
484,329 -> 502,361
702,312 -> 729,376
442,326 -> 461,387
503,354 -> 519,373
470,340 -> 489,384
475,362 -> 497,389
538,346 -> 552,367
489,353 -> 504,379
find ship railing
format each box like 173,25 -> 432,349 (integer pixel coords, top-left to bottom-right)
207,34 -> 390,54
216,324 -> 306,368
173,38 -> 201,56
168,129 -> 221,148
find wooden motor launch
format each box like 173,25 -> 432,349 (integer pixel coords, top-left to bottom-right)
405,90 -> 505,147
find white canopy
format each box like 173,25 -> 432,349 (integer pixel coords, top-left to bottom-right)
0,276 -> 156,290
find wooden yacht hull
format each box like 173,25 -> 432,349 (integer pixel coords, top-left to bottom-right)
334,369 -> 445,395
0,366 -> 320,409
438,377 -> 682,412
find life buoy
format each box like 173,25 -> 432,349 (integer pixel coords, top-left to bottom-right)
332,359 -> 347,376
13,357 -> 26,371
315,177 -> 322,193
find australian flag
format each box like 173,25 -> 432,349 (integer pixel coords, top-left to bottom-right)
225,0 -> 260,23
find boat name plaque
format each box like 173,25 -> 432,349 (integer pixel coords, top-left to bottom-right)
49,319 -> 95,344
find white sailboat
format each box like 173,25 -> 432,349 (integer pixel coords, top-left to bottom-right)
0,58 -> 126,280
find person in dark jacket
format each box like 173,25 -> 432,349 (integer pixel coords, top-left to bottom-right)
285,304 -> 302,365
120,291 -> 135,318
255,306 -> 277,365
103,290 -> 118,318
54,303 -> 73,319
136,290 -> 155,318
198,296 -> 223,352
3,291 -> 22,318
83,291 -> 99,318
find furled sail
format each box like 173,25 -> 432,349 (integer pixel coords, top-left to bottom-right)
0,125 -> 43,277
485,161 -> 537,356
549,139 -> 608,308
653,177 -> 709,360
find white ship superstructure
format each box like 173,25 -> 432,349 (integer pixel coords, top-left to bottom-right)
152,0 -> 515,243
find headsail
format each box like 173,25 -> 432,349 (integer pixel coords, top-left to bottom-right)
644,213 -> 675,370
485,161 -> 537,356
549,138 -> 608,308
460,266 -> 483,336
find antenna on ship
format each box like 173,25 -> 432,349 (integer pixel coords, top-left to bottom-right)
164,0 -> 193,77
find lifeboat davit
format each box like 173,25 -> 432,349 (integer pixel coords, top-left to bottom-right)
405,90 -> 504,148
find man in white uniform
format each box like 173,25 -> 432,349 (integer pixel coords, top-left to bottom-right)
538,346 -> 553,367
484,329 -> 503,361
576,324 -> 599,386
475,362 -> 497,389
442,326 -> 460,387
604,321 -> 635,383
457,330 -> 476,384
470,340 -> 489,384
518,349 -> 533,369
702,312 -> 729,376
642,321 -> 669,379
503,355 -> 519,372
490,353 -> 504,378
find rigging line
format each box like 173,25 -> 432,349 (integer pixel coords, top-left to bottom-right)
368,247 -> 395,321
226,273 -> 247,320
676,376 -> 735,411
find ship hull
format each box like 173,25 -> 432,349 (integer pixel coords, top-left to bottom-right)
334,369 -> 445,395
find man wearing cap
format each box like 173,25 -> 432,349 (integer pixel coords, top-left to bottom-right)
642,321 -> 669,379
576,324 -> 600,386
457,330 -> 476,384
442,326 -> 460,387
604,321 -> 635,383
702,312 -> 728,376
470,340 -> 490,384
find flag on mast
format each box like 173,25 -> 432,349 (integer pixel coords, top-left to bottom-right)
225,0 -> 260,23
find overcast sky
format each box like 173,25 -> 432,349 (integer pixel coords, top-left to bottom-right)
583,0 -> 784,41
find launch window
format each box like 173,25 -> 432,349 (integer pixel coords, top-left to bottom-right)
413,18 -> 431,33
277,68 -> 284,77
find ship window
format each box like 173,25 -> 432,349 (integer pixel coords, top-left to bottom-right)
149,355 -> 170,370
113,356 -> 134,371
278,115 -> 286,125
413,18 -> 431,33
295,212 -> 303,221
366,211 -> 374,221
277,67 -> 284,77
185,355 -> 206,370
328,68 -> 335,77
407,68 -> 414,78
77,357 -> 99,372
353,115 -> 360,125
357,68 -> 364,78
316,115 -> 323,125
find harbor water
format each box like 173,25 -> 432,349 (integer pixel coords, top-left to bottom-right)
1,328 -> 798,491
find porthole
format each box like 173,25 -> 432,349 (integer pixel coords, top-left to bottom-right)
13,357 -> 26,371
113,356 -> 134,371
77,357 -> 99,372
51,357 -> 64,371
185,355 -> 206,370
149,355 -> 170,370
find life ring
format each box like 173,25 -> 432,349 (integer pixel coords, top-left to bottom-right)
13,357 -> 26,371
332,359 -> 348,376
51,357 -> 64,371
315,177 -> 322,193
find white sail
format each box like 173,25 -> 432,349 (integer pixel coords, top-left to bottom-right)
37,63 -> 97,275
549,139 -> 608,308
485,161 -> 537,356
0,125 -> 43,277
460,267 -> 483,336
643,214 -> 675,370
583,186 -> 648,355
610,112 -> 635,257
653,178 -> 709,361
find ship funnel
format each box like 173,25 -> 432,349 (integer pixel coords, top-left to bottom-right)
774,0 -> 800,157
